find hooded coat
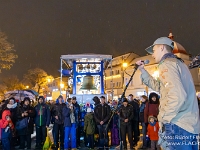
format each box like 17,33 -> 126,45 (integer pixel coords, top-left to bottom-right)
62,106 -> 71,127
16,103 -> 35,135
51,99 -> 66,124
147,116 -> 159,140
0,110 -> 14,139
84,112 -> 95,135
144,92 -> 159,123
34,98 -> 50,127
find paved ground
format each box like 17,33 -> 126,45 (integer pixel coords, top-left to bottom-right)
14,124 -> 147,150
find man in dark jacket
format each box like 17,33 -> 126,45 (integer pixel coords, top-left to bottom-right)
51,95 -> 66,150
119,98 -> 134,150
72,96 -> 81,148
128,94 -> 140,146
34,96 -> 50,149
94,96 -> 111,150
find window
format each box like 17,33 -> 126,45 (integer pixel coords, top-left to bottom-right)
115,70 -> 120,74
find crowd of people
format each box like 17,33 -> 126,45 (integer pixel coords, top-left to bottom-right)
0,91 -> 163,150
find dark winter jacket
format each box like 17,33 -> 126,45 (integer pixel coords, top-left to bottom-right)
139,101 -> 147,123
119,104 -> 134,125
129,99 -> 140,121
16,104 -> 35,135
94,103 -> 111,125
143,92 -> 160,123
144,102 -> 159,123
62,106 -> 71,127
73,102 -> 80,123
51,103 -> 66,124
34,103 -> 50,127
84,112 -> 95,135
0,110 -> 14,139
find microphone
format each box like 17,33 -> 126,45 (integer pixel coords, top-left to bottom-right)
130,60 -> 150,66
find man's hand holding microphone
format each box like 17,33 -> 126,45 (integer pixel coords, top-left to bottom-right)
135,60 -> 149,71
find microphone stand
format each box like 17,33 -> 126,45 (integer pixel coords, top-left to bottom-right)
105,64 -> 139,150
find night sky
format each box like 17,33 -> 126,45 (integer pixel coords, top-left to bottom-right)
0,1 -> 200,79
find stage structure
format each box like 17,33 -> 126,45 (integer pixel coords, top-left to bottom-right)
60,54 -> 112,104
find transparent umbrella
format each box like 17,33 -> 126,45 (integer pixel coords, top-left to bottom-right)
5,90 -> 36,101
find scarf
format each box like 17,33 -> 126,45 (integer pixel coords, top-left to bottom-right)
7,103 -> 17,109
160,53 -> 177,63
149,121 -> 156,126
140,102 -> 146,112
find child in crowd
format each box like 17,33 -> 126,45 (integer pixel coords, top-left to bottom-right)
147,115 -> 160,150
0,110 -> 14,150
84,107 -> 95,150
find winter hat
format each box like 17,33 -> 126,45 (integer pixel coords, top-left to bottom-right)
100,96 -> 105,99
93,96 -> 100,106
122,97 -> 128,103
8,97 -> 16,103
38,96 -> 45,101
24,97 -> 31,102
148,115 -> 157,122
85,102 -> 90,107
58,95 -> 63,99
87,107 -> 92,113
72,96 -> 76,100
